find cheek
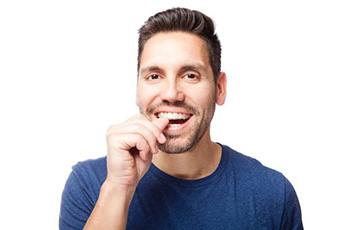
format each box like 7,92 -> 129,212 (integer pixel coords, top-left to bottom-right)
136,85 -> 157,108
191,85 -> 216,106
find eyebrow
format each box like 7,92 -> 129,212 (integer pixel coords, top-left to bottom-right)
139,66 -> 164,76
139,62 -> 207,76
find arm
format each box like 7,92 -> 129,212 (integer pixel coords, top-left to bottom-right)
83,182 -> 135,230
59,163 -> 135,230
82,115 -> 168,230
280,178 -> 304,230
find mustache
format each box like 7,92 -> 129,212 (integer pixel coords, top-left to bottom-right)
145,101 -> 199,115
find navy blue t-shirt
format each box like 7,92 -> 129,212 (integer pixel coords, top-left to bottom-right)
59,144 -> 303,229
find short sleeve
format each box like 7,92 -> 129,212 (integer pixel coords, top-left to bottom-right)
280,178 -> 304,230
59,165 -> 95,230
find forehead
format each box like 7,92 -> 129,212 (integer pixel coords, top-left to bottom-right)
139,32 -> 210,72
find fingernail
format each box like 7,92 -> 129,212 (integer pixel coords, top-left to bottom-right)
159,133 -> 166,143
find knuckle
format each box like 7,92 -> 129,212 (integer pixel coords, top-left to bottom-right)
132,123 -> 143,131
136,137 -> 148,150
135,120 -> 159,136
106,124 -> 119,137
135,133 -> 145,144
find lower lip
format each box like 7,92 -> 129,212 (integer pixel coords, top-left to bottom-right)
164,116 -> 192,134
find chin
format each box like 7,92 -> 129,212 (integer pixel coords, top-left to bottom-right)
158,144 -> 194,154
158,134 -> 198,154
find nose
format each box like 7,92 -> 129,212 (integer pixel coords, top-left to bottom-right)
160,78 -> 185,103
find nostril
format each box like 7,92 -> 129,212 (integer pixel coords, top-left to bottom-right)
161,86 -> 185,102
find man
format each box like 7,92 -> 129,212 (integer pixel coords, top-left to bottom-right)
60,7 -> 303,230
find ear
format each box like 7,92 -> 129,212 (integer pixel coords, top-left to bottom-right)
215,72 -> 227,105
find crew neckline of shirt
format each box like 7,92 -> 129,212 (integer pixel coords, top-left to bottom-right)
149,143 -> 228,188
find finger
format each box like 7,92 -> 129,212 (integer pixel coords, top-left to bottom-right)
135,135 -> 151,161
126,115 -> 168,144
119,133 -> 151,162
107,133 -> 150,159
152,117 -> 169,144
107,114 -> 169,145
110,124 -> 159,154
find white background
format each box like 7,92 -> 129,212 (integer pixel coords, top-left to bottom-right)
0,0 -> 349,229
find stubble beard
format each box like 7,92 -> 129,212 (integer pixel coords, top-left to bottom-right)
158,111 -> 210,154
140,101 -> 216,154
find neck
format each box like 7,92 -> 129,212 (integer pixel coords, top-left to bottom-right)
152,130 -> 222,180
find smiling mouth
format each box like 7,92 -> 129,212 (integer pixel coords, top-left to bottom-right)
155,112 -> 192,125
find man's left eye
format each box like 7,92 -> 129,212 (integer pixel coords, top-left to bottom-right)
184,73 -> 198,80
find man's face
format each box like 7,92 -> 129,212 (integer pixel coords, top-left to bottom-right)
137,32 -> 225,153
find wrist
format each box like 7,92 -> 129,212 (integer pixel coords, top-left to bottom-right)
99,180 -> 136,206
84,180 -> 135,229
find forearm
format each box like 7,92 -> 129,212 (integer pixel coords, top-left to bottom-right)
83,181 -> 136,230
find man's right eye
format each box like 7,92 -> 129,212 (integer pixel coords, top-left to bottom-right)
146,74 -> 160,80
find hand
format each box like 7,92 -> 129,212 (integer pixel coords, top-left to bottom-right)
104,114 -> 169,190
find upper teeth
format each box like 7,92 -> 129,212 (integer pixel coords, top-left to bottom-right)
158,112 -> 190,120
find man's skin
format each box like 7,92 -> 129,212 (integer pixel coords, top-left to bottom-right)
84,31 -> 227,229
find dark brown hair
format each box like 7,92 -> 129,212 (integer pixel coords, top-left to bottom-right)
138,7 -> 221,81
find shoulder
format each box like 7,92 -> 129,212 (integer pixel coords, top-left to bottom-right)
221,144 -> 303,227
72,156 -> 107,180
221,144 -> 293,201
70,156 -> 107,192
64,156 -> 107,202
60,157 -> 107,228
222,144 -> 286,183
